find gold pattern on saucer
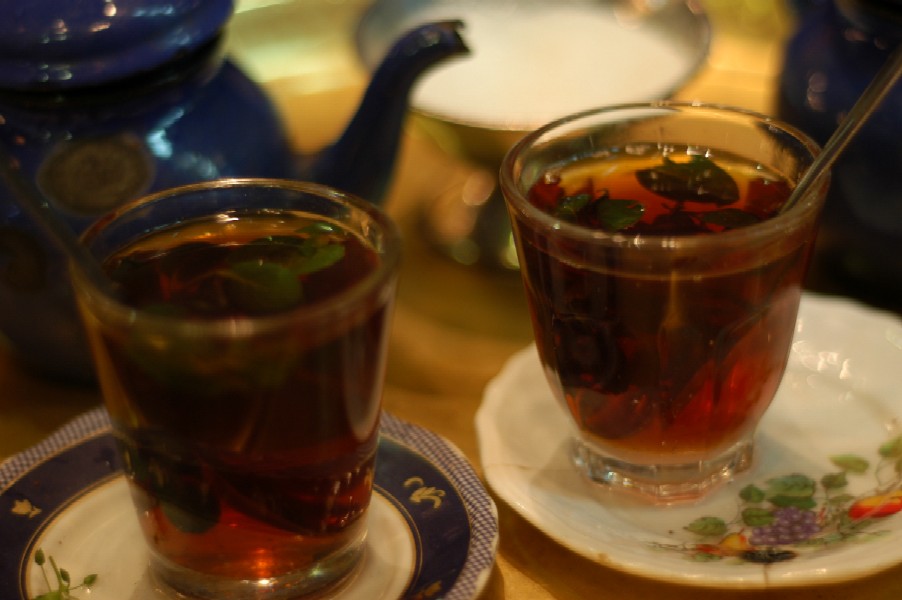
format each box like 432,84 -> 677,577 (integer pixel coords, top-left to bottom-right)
37,133 -> 154,215
11,498 -> 41,518
404,476 -> 446,509
415,580 -> 443,598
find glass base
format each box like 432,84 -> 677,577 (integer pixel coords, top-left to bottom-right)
572,438 -> 754,504
148,538 -> 364,599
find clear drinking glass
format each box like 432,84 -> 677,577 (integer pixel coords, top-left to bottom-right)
71,178 -> 401,598
500,103 -> 828,503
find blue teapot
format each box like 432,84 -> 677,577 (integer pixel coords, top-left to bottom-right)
0,0 -> 467,383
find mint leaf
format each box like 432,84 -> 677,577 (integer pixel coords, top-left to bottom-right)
226,261 -> 302,313
554,193 -> 592,221
636,155 -> 739,205
597,199 -> 644,231
290,243 -> 345,276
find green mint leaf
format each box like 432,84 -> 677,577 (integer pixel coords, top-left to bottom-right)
597,199 -> 644,231
241,227 -> 346,278
290,243 -> 345,276
296,222 -> 337,236
34,549 -> 45,566
59,569 -> 70,585
83,574 -> 98,586
636,155 -> 739,205
225,261 -> 302,313
554,193 -> 592,221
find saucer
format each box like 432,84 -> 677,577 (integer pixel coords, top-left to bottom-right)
1,410 -> 497,599
476,293 -> 902,588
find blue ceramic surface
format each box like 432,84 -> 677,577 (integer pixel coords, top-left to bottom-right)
0,14 -> 467,382
0,0 -> 234,90
0,41 -> 295,382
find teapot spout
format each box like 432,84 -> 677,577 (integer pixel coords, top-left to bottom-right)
311,20 -> 468,203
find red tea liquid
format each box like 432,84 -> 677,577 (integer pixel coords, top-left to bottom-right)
517,149 -> 813,465
90,213 -> 390,580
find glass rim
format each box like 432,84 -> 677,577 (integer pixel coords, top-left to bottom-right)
71,177 -> 402,337
499,101 -> 829,250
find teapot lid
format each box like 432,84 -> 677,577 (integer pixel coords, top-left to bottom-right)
0,0 -> 233,90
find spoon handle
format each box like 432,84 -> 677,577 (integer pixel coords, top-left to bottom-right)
0,145 -> 118,297
786,42 -> 902,211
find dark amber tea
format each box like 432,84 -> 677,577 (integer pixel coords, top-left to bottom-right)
520,148 -> 809,467
527,150 -> 792,235
94,214 -> 386,580
502,105 -> 827,503
74,182 -> 400,598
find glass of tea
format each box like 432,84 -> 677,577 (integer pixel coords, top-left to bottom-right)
499,103 -> 828,503
70,179 -> 401,598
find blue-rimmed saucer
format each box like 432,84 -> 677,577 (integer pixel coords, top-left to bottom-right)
1,410 -> 497,599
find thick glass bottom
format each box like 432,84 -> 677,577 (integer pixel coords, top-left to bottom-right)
148,535 -> 365,599
572,438 -> 754,504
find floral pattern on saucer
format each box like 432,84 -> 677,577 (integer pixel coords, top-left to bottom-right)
657,434 -> 902,564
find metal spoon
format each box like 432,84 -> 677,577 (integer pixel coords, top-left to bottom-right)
0,145 -> 119,298
783,42 -> 902,213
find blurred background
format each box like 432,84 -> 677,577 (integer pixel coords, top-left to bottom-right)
226,0 -> 901,316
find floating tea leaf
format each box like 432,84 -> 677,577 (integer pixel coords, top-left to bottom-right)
636,155 -> 739,205
226,261 -> 302,313
597,198 -> 645,231
553,192 -> 592,221
701,208 -> 761,229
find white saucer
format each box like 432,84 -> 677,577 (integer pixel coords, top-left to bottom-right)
1,411 -> 498,599
476,293 -> 902,588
